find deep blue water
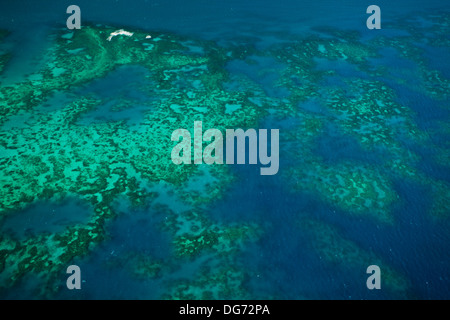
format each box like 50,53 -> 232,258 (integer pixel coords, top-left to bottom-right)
0,198 -> 93,241
0,0 -> 449,300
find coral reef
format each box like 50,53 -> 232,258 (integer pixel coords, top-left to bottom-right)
0,23 -> 265,295
0,10 -> 448,299
287,161 -> 398,223
163,265 -> 250,300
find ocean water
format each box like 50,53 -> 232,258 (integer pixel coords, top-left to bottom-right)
0,0 -> 449,300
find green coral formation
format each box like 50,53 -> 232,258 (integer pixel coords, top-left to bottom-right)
0,23 -> 267,295
0,27 -> 214,280
173,223 -> 259,258
371,36 -> 449,101
155,206 -> 261,259
274,15 -> 449,224
0,202 -> 112,295
131,256 -> 162,280
373,12 -> 450,100
287,161 -> 398,223
104,251 -> 163,280
163,265 -> 250,300
0,25 -> 207,125
324,78 -> 427,149
153,205 -> 261,299
0,24 -> 265,209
